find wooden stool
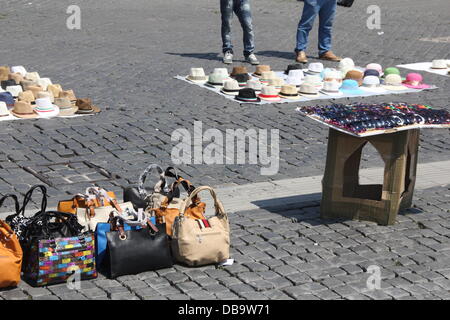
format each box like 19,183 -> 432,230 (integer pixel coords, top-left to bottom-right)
320,128 -> 420,225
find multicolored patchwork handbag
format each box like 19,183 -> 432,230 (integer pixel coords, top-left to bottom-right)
21,210 -> 97,287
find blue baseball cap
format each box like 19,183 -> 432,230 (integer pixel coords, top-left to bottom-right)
0,92 -> 14,106
340,79 -> 365,95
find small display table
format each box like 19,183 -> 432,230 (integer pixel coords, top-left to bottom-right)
320,128 -> 420,225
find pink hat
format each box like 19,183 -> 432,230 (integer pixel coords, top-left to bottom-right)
365,63 -> 383,76
402,73 -> 431,89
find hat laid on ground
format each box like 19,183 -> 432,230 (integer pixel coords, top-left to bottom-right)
0,66 -> 10,81
363,69 -> 380,78
11,101 -> 37,119
234,73 -> 251,87
235,88 -> 260,103
230,66 -> 248,77
320,80 -> 343,96
322,69 -> 342,82
284,63 -> 303,75
258,86 -> 281,102
252,65 -> 271,77
36,78 -> 53,91
0,92 -> 15,106
286,69 -> 304,87
186,67 -> 208,83
25,72 -> 40,81
18,90 -> 35,103
36,91 -> 55,103
402,73 -> 431,89
338,58 -> 355,71
47,84 -> 63,98
246,79 -> 262,93
279,84 -> 300,100
1,79 -> 17,90
431,59 -> 448,69
267,78 -> 285,92
305,62 -> 324,75
59,89 -> 77,101
383,67 -> 401,78
11,66 -> 27,76
213,68 -> 229,77
8,72 -> 24,84
55,97 -> 78,116
20,79 -> 39,90
259,71 -> 276,84
298,83 -> 320,97
6,85 -> 23,97
344,70 -> 364,86
0,102 -> 10,117
365,63 -> 383,76
340,79 -> 365,95
220,79 -> 241,95
382,74 -> 408,91
76,98 -> 101,114
35,98 -> 60,118
27,85 -> 44,99
360,76 -> 386,93
302,74 -> 323,89
206,70 -> 229,88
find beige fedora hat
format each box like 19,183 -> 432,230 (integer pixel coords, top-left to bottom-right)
0,66 -> 10,81
25,72 -> 40,81
220,79 -> 240,95
55,97 -> 78,116
299,83 -> 320,97
59,89 -> 77,101
11,101 -> 38,119
27,85 -> 44,99
47,84 -> 63,98
259,71 -> 276,84
20,79 -> 39,90
279,84 -> 300,99
36,78 -> 53,91
431,59 -> 447,69
382,74 -> 407,91
36,91 -> 55,103
252,65 -> 271,77
186,68 -> 208,83
267,77 -> 285,92
18,90 -> 35,103
8,72 -> 24,84
258,86 -> 281,102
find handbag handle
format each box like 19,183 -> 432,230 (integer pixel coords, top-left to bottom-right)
26,210 -> 83,239
0,194 -> 21,215
20,184 -> 48,216
165,178 -> 196,204
137,164 -> 166,197
179,186 -> 226,218
164,166 -> 181,180
0,219 -> 15,241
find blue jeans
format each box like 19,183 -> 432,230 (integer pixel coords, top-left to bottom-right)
295,0 -> 337,55
220,0 -> 255,56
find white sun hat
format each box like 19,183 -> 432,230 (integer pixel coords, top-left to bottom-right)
34,97 -> 60,118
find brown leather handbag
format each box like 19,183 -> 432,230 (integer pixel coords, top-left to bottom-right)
57,187 -> 117,214
0,195 -> 23,288
152,179 -> 206,237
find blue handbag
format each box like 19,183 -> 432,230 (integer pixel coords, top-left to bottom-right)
95,216 -> 156,268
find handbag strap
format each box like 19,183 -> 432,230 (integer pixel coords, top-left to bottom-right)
81,186 -> 122,218
0,219 -> 15,241
20,184 -> 48,216
137,164 -> 166,197
0,194 -> 21,215
25,210 -> 83,240
179,186 -> 226,218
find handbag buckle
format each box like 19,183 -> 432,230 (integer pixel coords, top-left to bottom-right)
119,234 -> 127,241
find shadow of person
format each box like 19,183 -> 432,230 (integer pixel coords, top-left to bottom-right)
165,52 -> 222,62
255,50 -> 316,61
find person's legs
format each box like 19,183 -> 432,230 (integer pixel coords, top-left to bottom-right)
317,0 -> 337,55
295,0 -> 320,53
220,0 -> 234,54
234,0 -> 255,57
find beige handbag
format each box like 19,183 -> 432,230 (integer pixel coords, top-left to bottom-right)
75,187 -> 135,232
171,186 -> 230,266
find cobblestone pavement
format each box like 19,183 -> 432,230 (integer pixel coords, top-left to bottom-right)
0,0 -> 450,300
0,0 -> 448,209
1,184 -> 450,300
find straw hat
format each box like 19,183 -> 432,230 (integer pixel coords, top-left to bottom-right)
320,80 -> 343,96
267,78 -> 285,92
230,66 -> 248,77
298,83 -> 319,97
36,78 -> 53,91
18,90 -> 35,103
344,70 -> 364,86
286,69 -> 304,87
305,62 -> 324,75
76,98 -> 101,114
27,85 -> 44,99
259,71 -> 276,84
186,68 -> 208,83
402,73 -> 431,89
303,74 -> 323,89
0,66 -> 10,81
220,79 -> 240,96
258,86 -> 281,102
431,59 -> 447,69
25,72 -> 40,81
59,89 -> 77,101
382,74 -> 407,91
47,84 -> 63,98
55,97 -> 78,116
252,65 -> 271,77
360,76 -> 386,93
20,79 -> 39,91
11,101 -> 38,119
279,85 -> 300,100
35,98 -> 60,118
246,79 -> 262,92
338,58 -> 355,71
11,66 -> 27,76
6,85 -> 23,97
36,91 -> 55,103
8,73 -> 24,84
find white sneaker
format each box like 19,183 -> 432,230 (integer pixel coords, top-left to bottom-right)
245,53 -> 260,65
223,51 -> 233,64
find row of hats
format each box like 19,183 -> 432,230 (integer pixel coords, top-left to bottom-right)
185,59 -> 432,102
0,65 -> 100,118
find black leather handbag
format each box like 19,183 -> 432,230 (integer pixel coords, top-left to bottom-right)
123,165 -> 181,210
337,0 -> 354,7
104,217 -> 173,278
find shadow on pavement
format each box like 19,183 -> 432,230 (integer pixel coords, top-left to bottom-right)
165,52 -> 222,62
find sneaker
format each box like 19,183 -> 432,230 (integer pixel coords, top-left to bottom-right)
245,53 -> 260,65
223,51 -> 233,64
